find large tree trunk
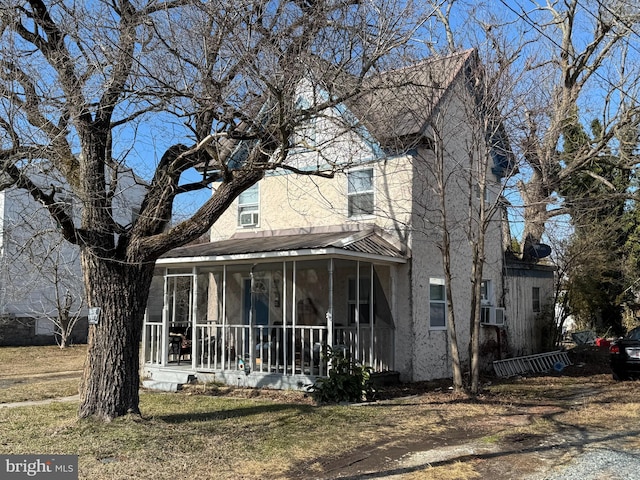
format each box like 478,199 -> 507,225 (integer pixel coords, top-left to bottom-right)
78,255 -> 154,420
518,170 -> 550,257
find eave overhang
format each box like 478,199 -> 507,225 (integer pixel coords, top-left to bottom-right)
157,229 -> 408,268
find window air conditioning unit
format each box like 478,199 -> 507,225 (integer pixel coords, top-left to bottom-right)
239,211 -> 259,227
481,307 -> 505,326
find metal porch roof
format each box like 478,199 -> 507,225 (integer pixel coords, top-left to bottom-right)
158,230 -> 407,265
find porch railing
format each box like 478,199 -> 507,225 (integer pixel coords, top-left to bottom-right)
143,321 -> 163,365
335,325 -> 394,372
194,324 -> 328,376
144,321 -> 394,375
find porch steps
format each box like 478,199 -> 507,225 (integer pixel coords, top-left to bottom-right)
142,367 -> 196,392
142,380 -> 182,392
492,351 -> 572,378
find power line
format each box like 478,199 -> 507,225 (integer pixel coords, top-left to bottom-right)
581,0 -> 640,58
496,0 -> 639,100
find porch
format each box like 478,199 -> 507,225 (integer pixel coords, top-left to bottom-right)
142,229 -> 406,390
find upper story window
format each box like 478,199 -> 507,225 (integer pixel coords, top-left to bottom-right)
347,168 -> 374,218
238,184 -> 259,228
429,278 -> 446,330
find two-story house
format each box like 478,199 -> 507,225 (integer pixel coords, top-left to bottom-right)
0,165 -> 146,346
142,50 -> 554,390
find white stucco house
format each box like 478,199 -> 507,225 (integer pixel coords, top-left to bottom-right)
142,50 -> 555,389
0,165 -> 146,346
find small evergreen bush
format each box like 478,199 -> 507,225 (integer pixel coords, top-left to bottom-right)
309,346 -> 374,403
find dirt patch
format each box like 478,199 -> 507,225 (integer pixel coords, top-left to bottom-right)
298,431 -> 499,479
276,347 -> 626,480
0,370 -> 82,389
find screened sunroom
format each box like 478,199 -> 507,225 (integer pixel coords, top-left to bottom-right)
142,229 -> 406,389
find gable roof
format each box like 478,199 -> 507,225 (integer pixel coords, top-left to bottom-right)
202,50 -> 476,169
347,49 -> 476,143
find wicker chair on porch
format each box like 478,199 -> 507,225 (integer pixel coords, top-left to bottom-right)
169,326 -> 192,365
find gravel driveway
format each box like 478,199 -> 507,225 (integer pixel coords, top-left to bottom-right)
316,428 -> 640,480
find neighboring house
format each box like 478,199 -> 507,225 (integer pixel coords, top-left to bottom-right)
0,164 -> 145,346
142,50 -> 555,389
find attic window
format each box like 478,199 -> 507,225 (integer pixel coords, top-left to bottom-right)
293,96 -> 316,151
347,168 -> 374,218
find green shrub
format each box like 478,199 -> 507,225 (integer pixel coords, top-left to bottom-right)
309,346 -> 374,404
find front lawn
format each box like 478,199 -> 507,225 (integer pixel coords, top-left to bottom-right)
1,345 -> 637,480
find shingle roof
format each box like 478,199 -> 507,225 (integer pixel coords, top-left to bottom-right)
160,229 -> 406,262
347,49 -> 476,142
198,50 -> 476,171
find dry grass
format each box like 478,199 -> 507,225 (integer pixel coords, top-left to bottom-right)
404,462 -> 481,480
0,345 -> 85,404
1,346 -> 639,480
0,376 -> 81,404
0,393 -> 407,479
0,345 -> 86,376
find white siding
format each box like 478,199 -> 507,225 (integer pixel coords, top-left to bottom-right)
0,168 -> 146,322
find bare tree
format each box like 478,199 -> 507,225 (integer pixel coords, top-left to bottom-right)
425,0 -> 640,391
418,3 -> 524,393
0,178 -> 86,347
24,240 -> 86,348
507,0 -> 640,253
0,0 -> 429,420
437,54 -> 518,394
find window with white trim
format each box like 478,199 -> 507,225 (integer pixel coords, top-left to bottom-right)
429,278 -> 446,329
238,184 -> 260,227
347,168 -> 374,218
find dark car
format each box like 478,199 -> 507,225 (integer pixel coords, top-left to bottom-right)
610,326 -> 640,380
